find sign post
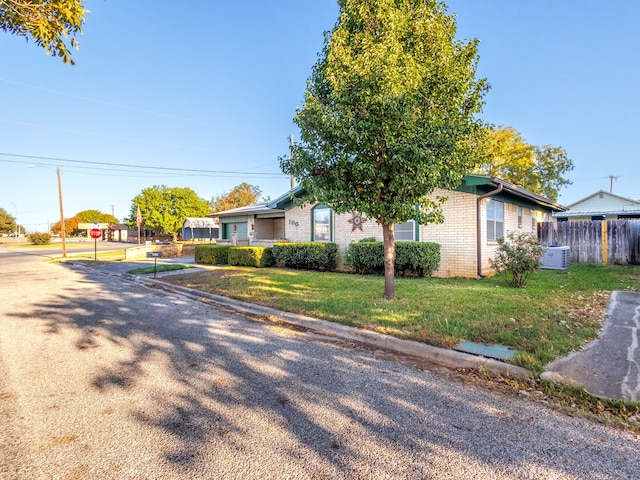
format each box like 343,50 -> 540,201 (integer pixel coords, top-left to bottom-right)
90,227 -> 102,261
146,251 -> 162,278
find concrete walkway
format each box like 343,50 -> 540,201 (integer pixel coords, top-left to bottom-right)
543,291 -> 640,401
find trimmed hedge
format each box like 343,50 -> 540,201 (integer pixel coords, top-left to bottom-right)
227,247 -> 275,268
272,242 -> 338,271
195,245 -> 232,264
195,245 -> 274,268
345,241 -> 440,277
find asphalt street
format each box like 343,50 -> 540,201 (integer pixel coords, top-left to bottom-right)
1,246 -> 640,479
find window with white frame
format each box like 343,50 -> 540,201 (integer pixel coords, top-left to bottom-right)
395,220 -> 416,241
312,205 -> 331,241
486,199 -> 504,241
531,210 -> 537,229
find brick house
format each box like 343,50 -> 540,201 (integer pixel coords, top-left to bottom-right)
208,174 -> 566,278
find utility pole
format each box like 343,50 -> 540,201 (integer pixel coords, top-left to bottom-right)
289,134 -> 295,190
609,175 -> 618,193
57,166 -> 67,258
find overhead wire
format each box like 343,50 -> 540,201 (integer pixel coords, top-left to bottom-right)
0,154 -> 286,178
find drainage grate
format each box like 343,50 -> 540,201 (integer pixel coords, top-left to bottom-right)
454,341 -> 518,361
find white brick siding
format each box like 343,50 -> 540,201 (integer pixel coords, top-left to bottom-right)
283,192 -> 546,278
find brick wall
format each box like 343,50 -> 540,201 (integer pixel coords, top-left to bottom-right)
421,189 -> 477,277
283,194 -> 548,278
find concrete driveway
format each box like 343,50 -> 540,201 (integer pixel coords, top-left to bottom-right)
543,291 -> 640,401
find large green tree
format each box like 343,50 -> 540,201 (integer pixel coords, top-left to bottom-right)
0,207 -> 17,235
128,185 -> 210,241
0,0 -> 87,64
473,125 -> 573,202
210,183 -> 266,213
280,0 -> 488,299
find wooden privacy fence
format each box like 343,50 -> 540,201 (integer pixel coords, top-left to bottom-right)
538,220 -> 640,265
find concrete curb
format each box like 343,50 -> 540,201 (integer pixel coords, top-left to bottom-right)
129,275 -> 531,380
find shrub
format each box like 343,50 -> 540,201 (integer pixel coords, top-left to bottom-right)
227,247 -> 275,268
345,241 -> 441,277
396,242 -> 440,277
345,241 -> 384,274
272,242 -> 338,271
489,231 -> 547,287
195,245 -> 232,265
28,232 -> 52,245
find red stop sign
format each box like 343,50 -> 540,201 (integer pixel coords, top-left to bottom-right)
90,228 -> 102,239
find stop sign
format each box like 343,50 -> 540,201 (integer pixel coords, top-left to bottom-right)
90,228 -> 102,239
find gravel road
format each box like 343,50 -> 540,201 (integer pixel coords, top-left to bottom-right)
1,250 -> 639,479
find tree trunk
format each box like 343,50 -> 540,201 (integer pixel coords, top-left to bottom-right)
382,223 -> 395,300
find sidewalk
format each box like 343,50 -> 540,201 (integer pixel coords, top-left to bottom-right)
542,291 -> 640,401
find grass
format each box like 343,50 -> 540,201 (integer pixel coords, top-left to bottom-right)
127,264 -> 194,275
162,263 -> 640,373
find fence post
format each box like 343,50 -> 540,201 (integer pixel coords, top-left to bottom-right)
602,221 -> 608,265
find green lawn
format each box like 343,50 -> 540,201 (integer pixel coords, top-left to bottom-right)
162,263 -> 640,373
127,264 -> 194,275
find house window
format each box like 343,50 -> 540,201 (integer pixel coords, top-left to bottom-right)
395,220 -> 416,241
517,206 -> 523,228
531,211 -> 537,229
486,199 -> 504,241
312,205 -> 332,241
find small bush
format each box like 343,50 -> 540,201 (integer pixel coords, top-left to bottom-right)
227,247 -> 275,268
489,231 -> 546,287
396,242 -> 440,277
272,242 -> 338,271
345,241 -> 440,277
28,232 -> 52,245
195,245 -> 232,265
345,241 -> 384,274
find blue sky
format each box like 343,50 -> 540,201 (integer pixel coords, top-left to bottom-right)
1,1 -> 638,232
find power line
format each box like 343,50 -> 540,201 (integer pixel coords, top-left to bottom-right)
0,153 -> 286,178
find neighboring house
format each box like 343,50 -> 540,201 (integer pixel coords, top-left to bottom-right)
554,190 -> 640,222
208,175 -> 566,278
181,217 -> 220,241
207,203 -> 285,246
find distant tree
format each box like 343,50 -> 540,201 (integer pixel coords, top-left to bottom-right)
280,0 -> 487,299
51,216 -> 77,236
0,0 -> 88,64
50,209 -> 117,236
210,183 -> 266,213
75,209 -> 118,225
473,125 -> 573,202
0,207 -> 17,235
128,185 -> 210,241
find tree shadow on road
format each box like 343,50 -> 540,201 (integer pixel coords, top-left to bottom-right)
7,263 -> 640,479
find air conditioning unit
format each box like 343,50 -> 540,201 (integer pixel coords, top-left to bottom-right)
541,246 -> 570,270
